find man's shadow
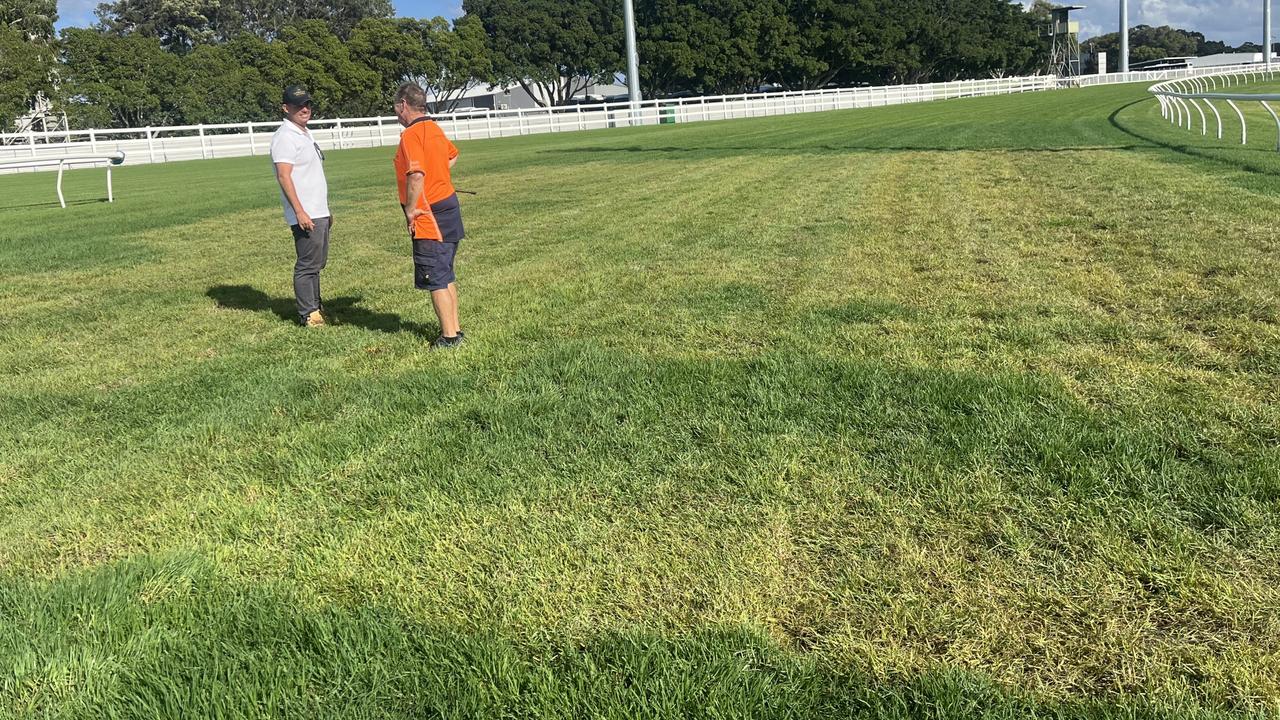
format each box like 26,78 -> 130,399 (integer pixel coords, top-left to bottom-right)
207,285 -> 435,337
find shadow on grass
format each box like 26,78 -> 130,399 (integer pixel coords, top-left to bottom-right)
206,284 -> 435,337
0,197 -> 107,211
0,555 -> 1254,719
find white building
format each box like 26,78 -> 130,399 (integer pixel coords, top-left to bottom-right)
1130,52 -> 1278,72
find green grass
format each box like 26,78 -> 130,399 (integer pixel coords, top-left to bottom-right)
2,81 -> 1279,718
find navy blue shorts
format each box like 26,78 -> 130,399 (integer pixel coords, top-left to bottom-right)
411,193 -> 464,292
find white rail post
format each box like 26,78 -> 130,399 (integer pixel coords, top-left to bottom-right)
247,122 -> 256,155
1205,100 -> 1223,140
198,125 -> 208,159
107,163 -> 114,203
56,160 -> 66,208
89,129 -> 97,153
28,129 -> 36,157
1226,100 -> 1248,144
1260,100 -> 1280,150
1190,99 -> 1208,135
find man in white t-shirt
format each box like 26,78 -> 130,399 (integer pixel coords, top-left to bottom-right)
270,85 -> 332,327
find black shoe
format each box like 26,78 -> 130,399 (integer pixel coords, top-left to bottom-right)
430,334 -> 464,350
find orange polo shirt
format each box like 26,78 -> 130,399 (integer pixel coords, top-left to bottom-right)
394,117 -> 459,241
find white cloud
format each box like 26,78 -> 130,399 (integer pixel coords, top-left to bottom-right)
1022,0 -> 1263,45
1078,0 -> 1264,44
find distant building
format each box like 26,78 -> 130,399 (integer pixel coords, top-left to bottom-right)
1129,52 -> 1278,72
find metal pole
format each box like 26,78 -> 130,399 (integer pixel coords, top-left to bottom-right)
623,0 -> 642,108
1120,0 -> 1130,74
1267,0 -> 1273,70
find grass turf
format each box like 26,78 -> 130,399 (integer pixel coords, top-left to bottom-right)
1,81 -> 1278,718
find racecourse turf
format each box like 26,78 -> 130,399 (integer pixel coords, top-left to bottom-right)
1,81 -> 1278,718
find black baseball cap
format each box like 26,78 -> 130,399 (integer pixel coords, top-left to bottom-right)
283,85 -> 313,107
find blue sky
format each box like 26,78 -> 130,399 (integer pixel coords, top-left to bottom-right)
1034,1 -> 1262,46
56,0 -> 1261,46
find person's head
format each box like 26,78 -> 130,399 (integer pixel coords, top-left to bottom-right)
281,85 -> 313,127
394,82 -> 428,126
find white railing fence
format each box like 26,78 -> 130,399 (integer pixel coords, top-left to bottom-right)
1148,68 -> 1280,148
1,76 -> 1055,172
6,66 -> 1276,175
1073,62 -> 1273,88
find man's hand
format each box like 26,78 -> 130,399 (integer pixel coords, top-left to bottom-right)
297,211 -> 315,233
405,207 -> 424,234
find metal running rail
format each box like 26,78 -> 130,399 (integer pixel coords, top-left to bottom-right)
1149,68 -> 1280,148
0,151 -> 125,208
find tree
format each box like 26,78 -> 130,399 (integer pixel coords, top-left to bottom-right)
93,0 -> 395,51
297,0 -> 394,40
634,0 -> 807,96
93,0 -> 221,52
0,26 -> 55,130
419,15 -> 493,112
223,32 -> 296,118
634,0 -> 727,97
463,0 -> 622,107
348,17 -> 434,112
2,0 -> 57,40
59,27 -> 182,127
778,0 -> 873,90
1084,25 -> 1199,73
0,0 -> 59,130
842,0 -> 1041,85
172,42 -> 276,123
277,20 -> 380,117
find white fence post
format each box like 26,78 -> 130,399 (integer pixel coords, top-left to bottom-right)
198,125 -> 207,159
146,127 -> 156,163
247,123 -> 256,155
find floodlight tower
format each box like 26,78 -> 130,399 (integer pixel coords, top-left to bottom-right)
1045,5 -> 1086,77
1120,0 -> 1129,73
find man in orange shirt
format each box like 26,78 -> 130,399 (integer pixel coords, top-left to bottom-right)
393,82 -> 466,349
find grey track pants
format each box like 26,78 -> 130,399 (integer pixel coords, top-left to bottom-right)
290,216 -> 330,322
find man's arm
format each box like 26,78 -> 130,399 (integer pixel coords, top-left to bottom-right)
275,163 -> 315,232
403,171 -> 425,232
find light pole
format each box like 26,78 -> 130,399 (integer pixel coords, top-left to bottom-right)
1267,0 -> 1273,70
623,0 -> 642,105
1120,0 -> 1129,73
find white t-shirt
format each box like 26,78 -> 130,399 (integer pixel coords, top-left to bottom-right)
270,120 -> 329,225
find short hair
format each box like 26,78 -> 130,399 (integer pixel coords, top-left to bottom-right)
395,82 -> 428,111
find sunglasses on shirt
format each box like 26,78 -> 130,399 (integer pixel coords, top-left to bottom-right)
313,142 -> 325,161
